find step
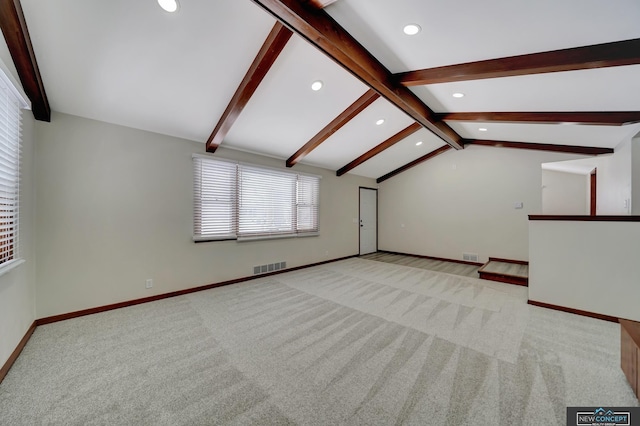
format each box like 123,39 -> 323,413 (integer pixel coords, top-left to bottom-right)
478,257 -> 529,286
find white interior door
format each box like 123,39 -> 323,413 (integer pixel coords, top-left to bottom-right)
359,188 -> 377,255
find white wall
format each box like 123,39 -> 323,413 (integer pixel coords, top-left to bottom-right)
631,133 -> 640,214
529,219 -> 640,322
0,47 -> 37,368
598,137 -> 632,215
540,136 -> 634,215
541,170 -> 589,215
35,112 -> 374,318
378,145 -> 588,263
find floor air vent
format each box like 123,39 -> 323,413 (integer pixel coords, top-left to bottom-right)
253,261 -> 286,275
463,253 -> 479,262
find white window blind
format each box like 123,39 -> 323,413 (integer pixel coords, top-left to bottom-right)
193,157 -> 237,240
296,174 -> 319,233
0,69 -> 24,266
193,155 -> 320,241
238,164 -> 296,238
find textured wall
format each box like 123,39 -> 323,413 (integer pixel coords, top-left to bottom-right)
529,219 -> 640,322
541,170 -> 589,215
35,112 -> 374,318
378,145 -> 587,262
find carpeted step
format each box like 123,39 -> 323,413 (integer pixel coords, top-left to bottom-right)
478,257 -> 529,286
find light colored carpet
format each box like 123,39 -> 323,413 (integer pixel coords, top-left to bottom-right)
0,258 -> 637,425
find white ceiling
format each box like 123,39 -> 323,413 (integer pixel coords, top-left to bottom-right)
413,66 -> 640,113
20,0 -> 275,142
327,0 -> 640,72
18,0 -> 640,180
542,160 -> 599,176
448,122 -> 640,149
349,129 -> 445,178
224,35 -> 368,160
303,97 -> 415,171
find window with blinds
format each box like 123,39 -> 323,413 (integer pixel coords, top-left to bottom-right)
0,68 -> 25,268
193,155 -> 320,241
296,174 -> 320,233
193,157 -> 236,240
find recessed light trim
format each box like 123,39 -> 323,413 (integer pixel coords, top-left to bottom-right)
452,92 -> 465,98
376,119 -> 385,126
311,80 -> 323,91
478,127 -> 488,132
403,24 -> 421,36
158,0 -> 179,12
415,141 -> 423,146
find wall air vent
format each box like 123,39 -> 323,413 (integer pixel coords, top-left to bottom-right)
253,261 -> 287,275
463,253 -> 479,262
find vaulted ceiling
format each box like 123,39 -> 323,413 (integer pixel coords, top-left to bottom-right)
6,0 -> 640,181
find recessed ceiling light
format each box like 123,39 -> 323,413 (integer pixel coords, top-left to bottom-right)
403,24 -> 421,36
311,80 -> 323,91
376,119 -> 385,126
158,0 -> 179,12
478,127 -> 488,132
452,92 -> 465,98
416,141 -> 423,146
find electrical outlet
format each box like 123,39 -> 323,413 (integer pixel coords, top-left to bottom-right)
145,279 -> 153,289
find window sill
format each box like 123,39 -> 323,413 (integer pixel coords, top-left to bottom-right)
238,232 -> 319,242
0,258 -> 25,278
193,235 -> 236,243
194,232 -> 319,243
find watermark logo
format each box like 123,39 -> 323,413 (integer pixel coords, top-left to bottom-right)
567,407 -> 639,426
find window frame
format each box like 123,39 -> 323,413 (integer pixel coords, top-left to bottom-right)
193,154 -> 320,243
0,63 -> 29,276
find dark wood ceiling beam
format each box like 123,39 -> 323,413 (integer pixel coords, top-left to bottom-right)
287,89 -> 379,167
397,38 -> 640,86
337,122 -> 421,176
464,139 -> 613,155
438,111 -> 640,126
302,0 -> 339,8
0,0 -> 50,121
250,0 -> 464,151
206,22 -> 292,153
377,145 -> 451,183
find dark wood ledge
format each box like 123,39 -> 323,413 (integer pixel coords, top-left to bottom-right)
487,257 -> 528,265
528,300 -> 618,322
0,321 -> 36,384
375,250 -> 483,266
620,319 -> 640,348
529,215 -> 640,222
